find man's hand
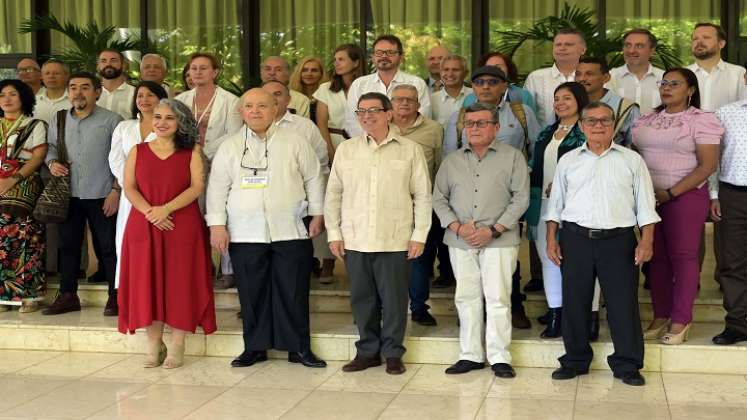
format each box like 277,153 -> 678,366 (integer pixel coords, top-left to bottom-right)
48,161 -> 69,177
459,220 -> 477,238
464,227 -> 492,248
634,239 -> 653,266
210,225 -> 230,253
654,190 -> 671,206
407,241 -> 425,259
329,240 -> 345,260
547,237 -> 562,266
102,190 -> 120,217
308,215 -> 325,238
710,199 -> 722,222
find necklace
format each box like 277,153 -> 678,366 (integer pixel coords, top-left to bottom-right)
557,123 -> 574,131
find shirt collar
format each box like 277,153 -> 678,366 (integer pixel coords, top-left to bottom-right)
104,81 -> 131,94
277,110 -> 294,125
464,139 -> 499,154
621,63 -> 657,78
245,124 -> 275,142
694,59 -> 726,73
551,63 -> 575,80
440,85 -> 469,102
376,70 -> 406,85
365,129 -> 400,146
579,140 -> 622,156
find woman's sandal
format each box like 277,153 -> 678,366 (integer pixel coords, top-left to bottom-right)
144,341 -> 167,368
162,342 -> 185,369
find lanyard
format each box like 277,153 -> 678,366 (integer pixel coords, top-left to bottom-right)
193,89 -> 218,129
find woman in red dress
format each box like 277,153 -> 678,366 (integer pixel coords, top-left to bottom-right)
118,99 -> 216,369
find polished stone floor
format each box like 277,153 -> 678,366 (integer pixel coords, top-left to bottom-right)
0,349 -> 745,420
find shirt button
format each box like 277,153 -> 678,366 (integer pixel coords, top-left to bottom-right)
474,205 -> 477,208
475,189 -> 478,192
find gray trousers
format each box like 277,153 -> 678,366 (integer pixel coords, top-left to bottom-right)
345,250 -> 410,359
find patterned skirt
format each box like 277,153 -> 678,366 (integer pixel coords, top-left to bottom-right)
0,212 -> 45,304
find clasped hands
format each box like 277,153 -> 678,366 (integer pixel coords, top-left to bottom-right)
452,220 -> 500,248
145,205 -> 174,231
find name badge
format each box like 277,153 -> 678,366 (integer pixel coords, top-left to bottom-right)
241,175 -> 268,189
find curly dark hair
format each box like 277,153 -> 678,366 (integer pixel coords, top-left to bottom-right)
157,99 -> 199,151
0,79 -> 37,117
131,81 -> 168,119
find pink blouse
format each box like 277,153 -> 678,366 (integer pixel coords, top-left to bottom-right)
632,107 -> 723,190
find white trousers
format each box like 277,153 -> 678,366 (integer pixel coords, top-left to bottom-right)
450,246 -> 517,365
536,199 -> 600,310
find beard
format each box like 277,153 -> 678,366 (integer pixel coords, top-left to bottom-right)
99,65 -> 123,80
693,45 -> 718,60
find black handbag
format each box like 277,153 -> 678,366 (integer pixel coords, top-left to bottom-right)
33,110 -> 70,223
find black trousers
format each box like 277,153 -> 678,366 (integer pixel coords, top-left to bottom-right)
558,223 -> 644,374
717,183 -> 747,335
345,250 -> 410,359
229,240 -> 313,353
58,198 -> 116,295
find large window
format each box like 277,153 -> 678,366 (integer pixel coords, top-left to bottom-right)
260,0 -> 360,70
368,0 -> 471,77
606,0 -> 721,67
0,0 -> 32,53
148,0 -> 241,91
49,0 -> 140,52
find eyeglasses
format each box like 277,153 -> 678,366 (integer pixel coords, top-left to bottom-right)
464,119 -> 496,128
16,67 -> 39,74
581,117 -> 615,127
355,107 -> 386,116
656,80 -> 685,88
374,49 -> 400,57
623,43 -> 650,50
472,78 -> 503,87
241,132 -> 269,176
391,97 -> 418,104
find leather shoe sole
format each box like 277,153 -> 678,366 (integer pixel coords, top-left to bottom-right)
552,366 -> 588,380
231,352 -> 268,367
445,360 -> 485,374
342,357 -> 382,372
614,371 -> 646,386
385,358 -> 406,375
288,352 -> 327,368
41,303 -> 81,316
491,363 -> 516,378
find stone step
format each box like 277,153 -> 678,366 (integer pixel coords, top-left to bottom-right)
44,280 -> 727,323
0,308 -> 743,374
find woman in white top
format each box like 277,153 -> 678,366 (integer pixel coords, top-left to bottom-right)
527,82 -> 600,339
314,44 -> 366,158
175,52 -> 242,161
109,81 -> 168,288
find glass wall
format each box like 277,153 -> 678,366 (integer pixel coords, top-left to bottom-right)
49,0 -> 140,51
488,1 -> 596,77
0,0 -> 32,53
368,0 -> 471,78
260,0 -> 360,71
606,0 -> 721,67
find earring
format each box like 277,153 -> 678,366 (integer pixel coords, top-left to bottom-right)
687,95 -> 692,107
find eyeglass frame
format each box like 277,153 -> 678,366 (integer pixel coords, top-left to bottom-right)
580,117 -> 615,127
240,129 -> 270,175
354,107 -> 388,116
656,79 -> 686,89
373,49 -> 400,57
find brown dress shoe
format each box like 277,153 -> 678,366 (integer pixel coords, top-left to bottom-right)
342,354 -> 382,372
511,308 -> 532,329
385,357 -> 406,375
41,293 -> 81,315
103,294 -> 118,317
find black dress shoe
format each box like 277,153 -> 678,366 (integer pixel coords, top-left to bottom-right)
540,308 -> 561,338
87,270 -> 107,283
411,310 -> 437,326
511,308 -> 532,329
432,275 -> 455,289
445,360 -> 485,374
712,329 -> 747,345
41,292 -> 81,315
537,309 -> 550,325
103,293 -> 118,317
385,357 -> 406,375
523,278 -> 544,292
288,351 -> 327,368
552,366 -> 588,380
614,370 -> 646,386
231,350 -> 268,367
589,311 -> 600,342
491,363 -> 516,378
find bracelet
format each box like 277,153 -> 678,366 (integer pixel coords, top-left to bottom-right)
665,189 -> 675,200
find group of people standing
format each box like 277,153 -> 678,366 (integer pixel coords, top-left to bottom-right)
1,20 -> 747,386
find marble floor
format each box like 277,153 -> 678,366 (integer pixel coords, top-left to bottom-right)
0,349 -> 745,420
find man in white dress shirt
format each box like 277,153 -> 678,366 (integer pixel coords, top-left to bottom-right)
608,28 -> 664,114
524,28 -> 586,128
546,102 -> 660,386
34,60 -> 69,124
344,34 -> 431,137
424,45 -> 450,92
260,56 -> 310,118
16,58 -> 42,95
96,49 -> 136,119
431,55 -> 473,127
207,88 -> 326,369
687,23 -> 747,111
140,53 -> 172,97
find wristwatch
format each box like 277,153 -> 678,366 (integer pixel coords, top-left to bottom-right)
489,225 -> 501,239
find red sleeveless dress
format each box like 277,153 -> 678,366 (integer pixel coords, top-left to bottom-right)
118,143 -> 217,335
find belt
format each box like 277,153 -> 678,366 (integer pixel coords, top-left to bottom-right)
721,181 -> 747,192
329,127 -> 351,140
563,222 -> 633,240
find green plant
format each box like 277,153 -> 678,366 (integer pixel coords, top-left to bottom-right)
493,3 -> 682,75
19,15 -> 143,73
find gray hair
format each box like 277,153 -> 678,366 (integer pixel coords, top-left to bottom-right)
391,84 -> 419,97
158,99 -> 199,149
464,102 -> 499,122
441,54 -> 468,72
581,101 -> 616,121
141,53 -> 168,71
41,59 -> 70,74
